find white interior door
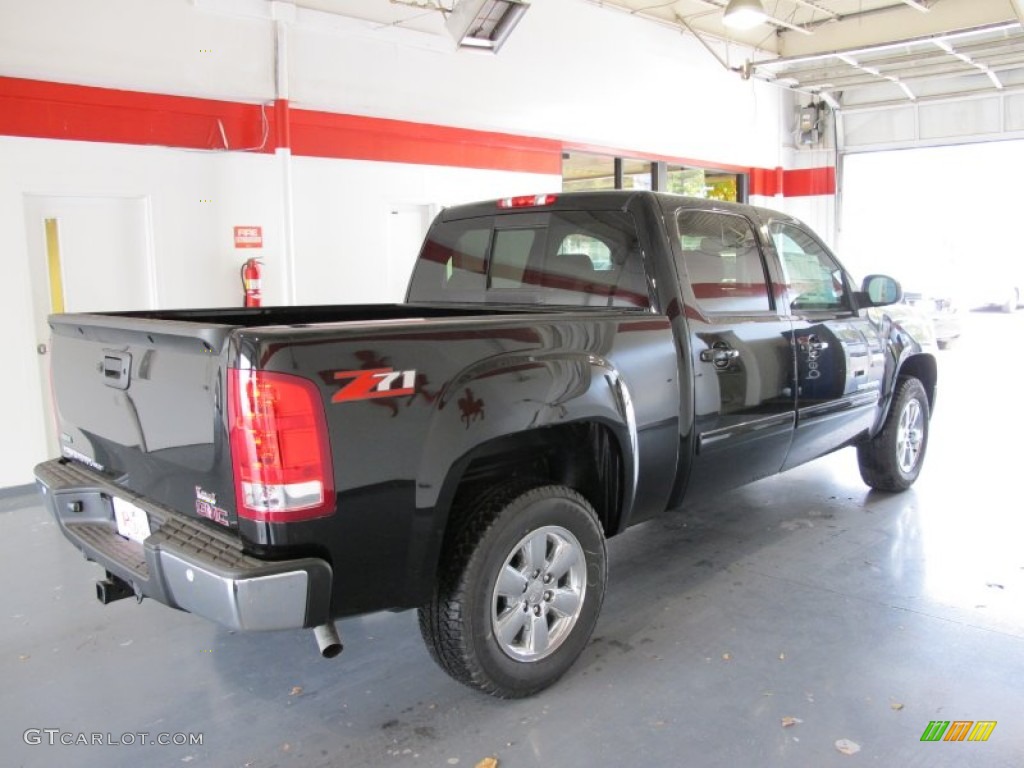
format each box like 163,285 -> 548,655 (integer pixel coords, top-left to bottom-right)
386,203 -> 435,301
24,195 -> 155,455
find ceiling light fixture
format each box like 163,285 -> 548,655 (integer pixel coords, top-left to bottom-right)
446,0 -> 530,53
722,0 -> 767,30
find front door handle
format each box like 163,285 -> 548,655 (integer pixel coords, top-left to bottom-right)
798,334 -> 829,352
700,342 -> 739,369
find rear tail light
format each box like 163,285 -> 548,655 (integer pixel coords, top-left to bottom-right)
227,369 -> 335,523
497,194 -> 557,209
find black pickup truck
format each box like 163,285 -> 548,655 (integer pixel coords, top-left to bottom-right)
35,191 -> 936,698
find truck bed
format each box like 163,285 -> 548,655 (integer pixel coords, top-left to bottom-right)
88,302 -> 566,328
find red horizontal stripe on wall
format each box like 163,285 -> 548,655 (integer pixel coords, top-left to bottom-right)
289,109 -> 562,174
0,76 -> 834,190
749,166 -> 784,197
749,166 -> 835,197
783,166 -> 836,197
0,76 -> 560,174
0,76 -> 274,152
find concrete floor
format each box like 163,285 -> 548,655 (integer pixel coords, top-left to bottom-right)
3,311 -> 1023,768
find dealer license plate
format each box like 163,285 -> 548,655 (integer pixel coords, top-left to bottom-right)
113,497 -> 151,544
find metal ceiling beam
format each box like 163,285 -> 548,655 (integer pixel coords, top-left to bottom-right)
757,52 -> 1024,87
761,15 -> 814,35
785,0 -> 839,21
750,21 -> 1022,68
776,59 -> 1020,91
940,38 -> 1024,61
673,11 -> 739,72
836,53 -> 916,99
586,0 -> 787,55
839,80 -> 1024,113
933,39 -> 1004,89
897,0 -> 931,12
842,44 -> 1024,74
778,0 -> 1017,57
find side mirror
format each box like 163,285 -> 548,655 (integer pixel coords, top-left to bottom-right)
861,274 -> 903,307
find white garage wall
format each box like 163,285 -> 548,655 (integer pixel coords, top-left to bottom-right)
1,137 -> 287,306
290,158 -> 558,305
0,134 -> 554,487
783,146 -> 839,251
0,0 -> 784,169
0,0 -> 275,102
287,1 -> 783,168
0,136 -> 278,488
0,0 -> 797,487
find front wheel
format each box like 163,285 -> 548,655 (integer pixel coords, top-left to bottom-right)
418,483 -> 607,698
857,377 -> 930,492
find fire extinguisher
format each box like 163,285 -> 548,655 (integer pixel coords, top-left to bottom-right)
241,257 -> 263,308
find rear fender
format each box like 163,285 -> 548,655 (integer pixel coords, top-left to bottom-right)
400,352 -> 638,603
416,351 -> 638,515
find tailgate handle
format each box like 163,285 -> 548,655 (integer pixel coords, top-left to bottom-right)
102,351 -> 132,390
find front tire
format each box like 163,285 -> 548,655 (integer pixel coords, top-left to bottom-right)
418,483 -> 607,698
857,377 -> 930,492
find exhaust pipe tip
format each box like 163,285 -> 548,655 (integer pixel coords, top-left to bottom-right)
313,622 -> 343,659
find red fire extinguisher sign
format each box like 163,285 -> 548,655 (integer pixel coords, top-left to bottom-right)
234,226 -> 263,249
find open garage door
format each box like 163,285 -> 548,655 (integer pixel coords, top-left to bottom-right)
839,140 -> 1024,328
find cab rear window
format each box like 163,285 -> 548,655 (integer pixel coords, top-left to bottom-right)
408,210 -> 651,309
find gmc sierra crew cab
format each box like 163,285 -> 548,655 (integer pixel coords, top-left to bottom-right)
35,191 -> 936,698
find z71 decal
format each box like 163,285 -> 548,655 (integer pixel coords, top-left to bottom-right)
332,368 -> 417,403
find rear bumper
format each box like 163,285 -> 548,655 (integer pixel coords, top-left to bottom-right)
34,458 -> 332,631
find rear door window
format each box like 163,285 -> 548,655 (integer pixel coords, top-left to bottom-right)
675,209 -> 772,314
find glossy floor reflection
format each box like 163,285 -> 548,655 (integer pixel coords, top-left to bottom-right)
2,311 -> 1022,767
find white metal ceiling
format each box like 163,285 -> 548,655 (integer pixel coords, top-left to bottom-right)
291,0 -> 1024,108
752,20 -> 1024,108
591,0 -> 1024,107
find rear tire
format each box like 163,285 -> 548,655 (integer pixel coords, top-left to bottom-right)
857,377 -> 930,492
418,483 -> 607,698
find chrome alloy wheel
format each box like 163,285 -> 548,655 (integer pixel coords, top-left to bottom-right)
896,397 -> 924,474
490,525 -> 587,662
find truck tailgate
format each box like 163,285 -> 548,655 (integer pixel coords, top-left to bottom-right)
47,313 -> 238,529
